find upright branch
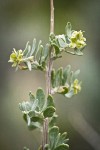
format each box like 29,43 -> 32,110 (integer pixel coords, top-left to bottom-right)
43,0 -> 55,149
46,0 -> 54,95
8,0 -> 87,149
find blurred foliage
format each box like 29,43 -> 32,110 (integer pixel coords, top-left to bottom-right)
0,0 -> 100,150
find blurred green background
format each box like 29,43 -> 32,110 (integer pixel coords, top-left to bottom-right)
0,0 -> 100,150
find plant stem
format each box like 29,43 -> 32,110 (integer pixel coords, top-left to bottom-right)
50,0 -> 54,33
47,0 -> 54,95
42,0 -> 54,149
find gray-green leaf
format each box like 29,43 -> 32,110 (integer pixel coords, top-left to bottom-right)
65,22 -> 72,38
49,126 -> 59,150
36,88 -> 45,111
43,106 -> 56,118
47,95 -> 55,107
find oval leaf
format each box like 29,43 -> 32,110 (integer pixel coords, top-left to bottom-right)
43,106 -> 56,118
36,88 -> 45,111
47,95 -> 55,107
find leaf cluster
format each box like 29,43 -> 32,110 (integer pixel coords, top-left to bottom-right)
49,22 -> 86,59
19,88 -> 56,130
42,126 -> 69,150
9,39 -> 49,71
51,65 -> 81,98
23,39 -> 49,71
19,88 -> 69,150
